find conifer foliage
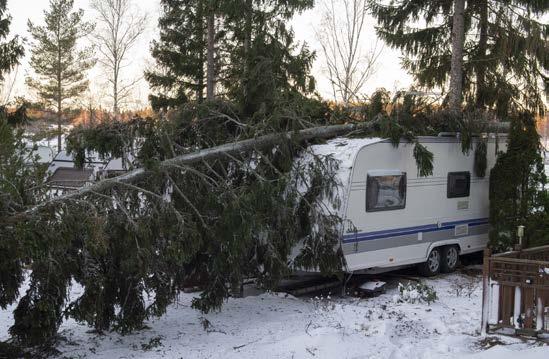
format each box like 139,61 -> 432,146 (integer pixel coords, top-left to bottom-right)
4,110 -> 346,347
0,0 -> 23,81
145,0 -> 209,109
146,0 -> 316,119
369,0 -> 548,115
489,112 -> 548,250
0,0 -> 29,313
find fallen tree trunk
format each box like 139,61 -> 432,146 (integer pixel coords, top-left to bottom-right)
28,120 -> 509,213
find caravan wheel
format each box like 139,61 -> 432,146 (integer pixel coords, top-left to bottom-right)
440,246 -> 459,273
417,248 -> 441,277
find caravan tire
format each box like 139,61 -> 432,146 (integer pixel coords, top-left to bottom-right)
440,245 -> 459,273
417,248 -> 441,277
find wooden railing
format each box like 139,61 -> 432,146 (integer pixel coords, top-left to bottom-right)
481,245 -> 549,336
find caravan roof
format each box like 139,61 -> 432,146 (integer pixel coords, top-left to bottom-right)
297,137 -> 383,218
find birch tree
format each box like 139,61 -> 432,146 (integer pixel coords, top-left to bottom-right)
91,0 -> 147,118
316,0 -> 382,105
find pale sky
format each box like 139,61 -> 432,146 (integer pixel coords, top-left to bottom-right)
4,0 -> 412,109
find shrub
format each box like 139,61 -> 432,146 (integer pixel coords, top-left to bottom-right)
397,282 -> 438,305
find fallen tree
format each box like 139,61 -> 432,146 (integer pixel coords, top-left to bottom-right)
30,117 -> 509,213
2,110 -> 510,349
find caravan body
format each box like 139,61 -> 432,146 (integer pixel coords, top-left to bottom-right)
311,135 -> 504,273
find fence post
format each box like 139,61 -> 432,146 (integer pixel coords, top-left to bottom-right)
481,248 -> 492,336
536,295 -> 544,331
514,286 -> 522,328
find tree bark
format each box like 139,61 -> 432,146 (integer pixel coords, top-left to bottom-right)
197,0 -> 205,102
57,25 -> 62,154
475,0 -> 488,109
206,11 -> 215,100
26,119 -> 509,214
242,0 -> 253,112
57,103 -> 62,154
114,69 -> 119,119
448,0 -> 466,114
30,122 -> 378,211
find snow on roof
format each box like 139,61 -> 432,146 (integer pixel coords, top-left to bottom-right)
295,137 -> 382,219
47,167 -> 94,189
52,150 -> 106,164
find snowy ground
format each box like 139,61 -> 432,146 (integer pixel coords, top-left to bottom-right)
1,271 -> 548,358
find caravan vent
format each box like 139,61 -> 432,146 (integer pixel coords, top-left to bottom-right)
455,224 -> 469,237
457,201 -> 469,210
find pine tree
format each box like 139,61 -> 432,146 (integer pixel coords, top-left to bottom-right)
369,0 -> 548,116
145,0 -> 209,110
26,0 -> 95,153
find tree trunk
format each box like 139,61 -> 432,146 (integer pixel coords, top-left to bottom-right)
57,104 -> 62,154
206,12 -> 215,101
475,0 -> 488,109
242,0 -> 253,112
26,119 -> 509,214
30,122 -> 379,210
197,0 -> 205,102
448,0 -> 466,114
114,62 -> 119,120
57,72 -> 62,153
56,19 -> 63,154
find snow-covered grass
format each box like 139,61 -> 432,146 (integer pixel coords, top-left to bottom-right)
1,272 -> 547,358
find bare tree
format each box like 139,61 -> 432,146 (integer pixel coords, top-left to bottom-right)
316,0 -> 382,105
91,0 -> 147,118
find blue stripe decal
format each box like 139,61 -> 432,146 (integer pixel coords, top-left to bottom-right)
342,218 -> 489,243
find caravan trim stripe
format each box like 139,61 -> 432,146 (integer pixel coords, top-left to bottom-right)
342,218 -> 489,243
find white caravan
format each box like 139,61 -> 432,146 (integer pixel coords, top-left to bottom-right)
308,135 -> 505,276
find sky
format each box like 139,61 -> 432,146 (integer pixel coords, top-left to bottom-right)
4,0 -> 412,109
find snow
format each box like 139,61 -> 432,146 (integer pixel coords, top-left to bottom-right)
359,280 -> 386,291
294,137 -> 382,218
1,272 -> 546,358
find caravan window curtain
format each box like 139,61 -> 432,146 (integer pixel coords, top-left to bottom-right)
366,172 -> 406,212
447,172 -> 470,198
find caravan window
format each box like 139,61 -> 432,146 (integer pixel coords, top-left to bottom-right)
447,171 -> 470,198
366,172 -> 406,212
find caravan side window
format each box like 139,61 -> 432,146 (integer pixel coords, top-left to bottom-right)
447,171 -> 470,198
366,172 -> 406,212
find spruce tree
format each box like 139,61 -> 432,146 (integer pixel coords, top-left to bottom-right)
0,0 -> 23,82
145,0 -> 209,110
26,0 -> 95,153
147,0 -> 317,122
221,0 -> 316,119
0,0 -> 26,311
369,1 -> 548,115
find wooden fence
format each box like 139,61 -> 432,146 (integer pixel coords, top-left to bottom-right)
481,245 -> 549,336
